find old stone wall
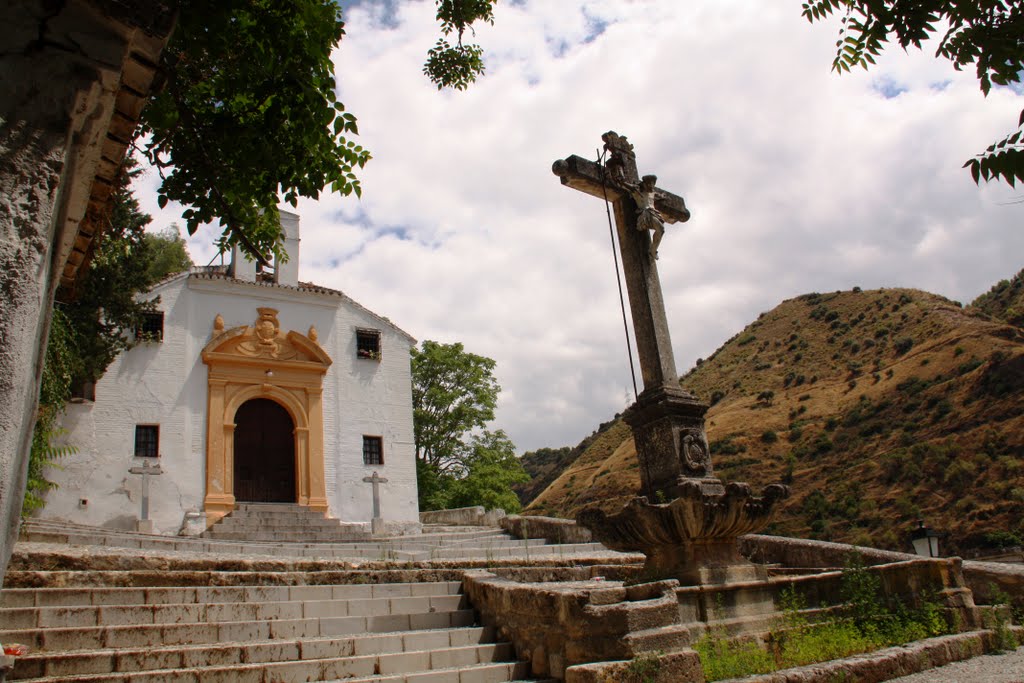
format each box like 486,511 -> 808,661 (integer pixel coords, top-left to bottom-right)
961,559 -> 1024,615
0,0 -> 172,580
462,571 -> 688,680
742,534 -> 1017,616
501,514 -> 593,544
420,506 -> 506,527
740,533 -> 917,568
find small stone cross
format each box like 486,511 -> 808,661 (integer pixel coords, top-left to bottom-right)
553,132 -> 722,500
362,471 -> 388,520
128,460 -> 163,525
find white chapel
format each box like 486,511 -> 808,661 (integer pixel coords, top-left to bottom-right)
43,211 -> 421,535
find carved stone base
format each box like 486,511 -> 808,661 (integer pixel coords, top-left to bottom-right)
622,384 -> 715,500
577,480 -> 789,586
645,539 -> 766,586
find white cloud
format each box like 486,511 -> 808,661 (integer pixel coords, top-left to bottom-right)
135,0 -> 1024,453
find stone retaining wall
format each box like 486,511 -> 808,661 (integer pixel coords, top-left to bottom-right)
462,571 -> 690,679
419,506 -> 506,526
741,533 -> 1023,614
961,559 -> 1024,614
501,515 -> 593,544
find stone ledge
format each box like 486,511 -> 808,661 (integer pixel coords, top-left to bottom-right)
501,515 -> 593,544
718,628 -> 1024,683
564,650 -> 704,683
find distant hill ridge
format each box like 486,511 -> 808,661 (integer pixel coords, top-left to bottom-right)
518,279 -> 1024,556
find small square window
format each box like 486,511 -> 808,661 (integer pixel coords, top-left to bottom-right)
356,329 -> 381,360
136,312 -> 164,342
134,425 -> 159,458
362,436 -> 383,465
70,380 -> 95,403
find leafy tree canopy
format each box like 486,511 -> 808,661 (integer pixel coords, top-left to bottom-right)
411,340 -> 528,512
426,430 -> 528,513
139,0 -> 495,264
803,0 -> 1024,186
411,340 -> 500,474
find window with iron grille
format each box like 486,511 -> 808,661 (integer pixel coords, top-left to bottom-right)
362,436 -> 383,465
136,311 -> 164,342
134,425 -> 159,458
356,329 -> 381,360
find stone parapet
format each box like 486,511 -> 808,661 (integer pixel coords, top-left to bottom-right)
420,506 -> 506,527
501,515 -> 593,544
564,650 -> 704,683
739,533 -> 916,569
462,572 -> 692,680
961,559 -> 1024,616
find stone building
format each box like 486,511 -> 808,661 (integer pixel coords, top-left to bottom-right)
42,211 -> 420,535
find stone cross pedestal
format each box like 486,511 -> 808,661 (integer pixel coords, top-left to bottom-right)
553,131 -> 721,501
128,460 -> 163,533
363,471 -> 388,535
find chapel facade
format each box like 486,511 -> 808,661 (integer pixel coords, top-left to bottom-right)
43,212 -> 421,535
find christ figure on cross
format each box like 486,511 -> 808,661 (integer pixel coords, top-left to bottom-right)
630,174 -> 666,260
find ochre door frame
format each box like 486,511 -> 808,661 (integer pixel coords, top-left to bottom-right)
201,309 -> 331,523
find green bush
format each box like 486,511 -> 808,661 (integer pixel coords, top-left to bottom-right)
761,430 -> 779,444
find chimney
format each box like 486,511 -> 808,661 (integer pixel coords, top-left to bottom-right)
277,210 -> 301,287
231,243 -> 256,282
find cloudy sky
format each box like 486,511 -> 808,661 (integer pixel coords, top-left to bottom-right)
134,1 -> 1024,454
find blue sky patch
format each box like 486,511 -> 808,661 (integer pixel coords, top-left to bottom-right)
871,76 -> 908,99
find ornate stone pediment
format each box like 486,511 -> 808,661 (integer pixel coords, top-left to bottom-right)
202,308 -> 331,367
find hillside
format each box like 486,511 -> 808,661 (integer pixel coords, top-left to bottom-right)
971,267 -> 1024,328
523,286 -> 1024,555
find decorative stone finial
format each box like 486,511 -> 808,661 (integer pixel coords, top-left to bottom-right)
213,314 -> 224,333
308,325 -> 318,343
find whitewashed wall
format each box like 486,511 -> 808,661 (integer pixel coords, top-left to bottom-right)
45,273 -> 418,534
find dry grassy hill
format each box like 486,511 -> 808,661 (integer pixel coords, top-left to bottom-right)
522,285 -> 1024,556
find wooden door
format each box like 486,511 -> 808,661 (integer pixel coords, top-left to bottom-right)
233,398 -> 296,502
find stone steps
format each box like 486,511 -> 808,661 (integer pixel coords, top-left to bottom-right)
0,595 -> 469,630
19,519 -> 537,561
9,628 -> 506,681
0,581 -> 463,607
0,571 -> 539,683
13,649 -> 524,683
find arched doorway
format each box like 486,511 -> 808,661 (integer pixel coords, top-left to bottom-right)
233,398 -> 296,503
202,309 -> 331,522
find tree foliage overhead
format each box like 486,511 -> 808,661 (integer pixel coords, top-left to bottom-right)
140,0 -> 369,263
802,0 -> 1024,186
139,0 -> 496,265
424,0 -> 496,90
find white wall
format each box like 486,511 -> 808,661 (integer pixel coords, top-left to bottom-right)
45,273 -> 418,534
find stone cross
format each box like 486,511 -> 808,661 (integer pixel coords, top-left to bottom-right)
362,470 -> 388,521
128,460 -> 163,531
553,132 -> 722,500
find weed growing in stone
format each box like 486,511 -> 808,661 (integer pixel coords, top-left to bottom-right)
624,651 -> 663,683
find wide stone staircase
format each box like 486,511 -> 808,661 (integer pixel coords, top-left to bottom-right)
19,509 -> 608,563
0,573 -> 534,682
200,503 -> 371,543
1,510 -> 629,682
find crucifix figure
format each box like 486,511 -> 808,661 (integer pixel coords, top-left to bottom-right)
128,460 -> 163,532
553,132 -> 722,500
362,471 -> 388,534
